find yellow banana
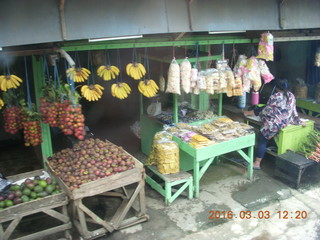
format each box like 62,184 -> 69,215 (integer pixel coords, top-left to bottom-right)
97,65 -> 106,76
137,63 -> 146,76
126,63 -> 133,76
111,66 -> 120,75
111,84 -> 117,97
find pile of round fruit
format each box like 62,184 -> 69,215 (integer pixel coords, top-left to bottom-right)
0,176 -> 61,210
47,138 -> 136,191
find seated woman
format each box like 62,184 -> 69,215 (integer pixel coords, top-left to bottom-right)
243,78 -> 305,169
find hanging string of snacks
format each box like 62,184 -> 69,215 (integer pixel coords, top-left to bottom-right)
180,57 -> 192,94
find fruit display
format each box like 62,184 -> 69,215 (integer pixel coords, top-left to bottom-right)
47,138 -> 136,191
23,119 -> 42,147
0,97 -> 4,109
40,97 -> 59,127
3,105 -> 23,135
81,84 -> 104,101
126,62 -> 146,80
138,79 -> 159,98
0,176 -> 61,211
111,82 -> 131,99
58,101 -> 86,140
97,65 -> 120,81
66,67 -> 91,83
0,74 -> 23,91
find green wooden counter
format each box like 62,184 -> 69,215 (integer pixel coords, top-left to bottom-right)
172,120 -> 255,197
296,99 -> 320,117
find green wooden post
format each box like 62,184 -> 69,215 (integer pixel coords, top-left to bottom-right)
173,94 -> 178,123
32,56 -> 53,167
139,93 -> 143,116
218,93 -> 223,116
198,91 -> 209,111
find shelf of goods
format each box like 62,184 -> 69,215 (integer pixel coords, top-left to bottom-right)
0,169 -> 72,240
47,140 -> 149,240
170,118 -> 255,197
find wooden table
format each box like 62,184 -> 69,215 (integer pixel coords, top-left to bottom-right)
172,121 -> 255,197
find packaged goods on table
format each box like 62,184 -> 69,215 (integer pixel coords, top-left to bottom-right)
156,139 -> 180,174
166,58 -> 181,95
180,58 -> 192,94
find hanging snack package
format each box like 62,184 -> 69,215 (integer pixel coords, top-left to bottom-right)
197,71 -> 207,90
315,47 -> 320,67
226,68 -> 235,97
159,75 -> 166,92
258,59 -> 274,84
180,58 -> 192,94
233,76 -> 243,96
216,60 -> 229,93
257,32 -> 274,61
146,131 -> 172,165
156,139 -> 180,174
204,68 -> 216,95
191,68 -> 200,94
233,55 -> 250,93
247,56 -> 262,92
166,58 -> 181,95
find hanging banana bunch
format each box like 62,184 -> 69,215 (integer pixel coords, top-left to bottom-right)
138,79 -> 159,98
66,67 -> 91,83
81,84 -> 104,101
0,75 -> 23,91
111,82 -> 131,100
126,62 -> 146,80
0,97 -> 4,109
97,65 -> 120,81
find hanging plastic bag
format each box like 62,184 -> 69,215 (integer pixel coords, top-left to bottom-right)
180,58 -> 192,94
166,58 -> 181,95
159,75 -> 166,92
257,32 -> 274,61
258,59 -> 274,84
247,56 -> 261,91
226,68 -> 235,97
204,68 -> 216,95
315,47 -> 320,67
197,71 -> 207,90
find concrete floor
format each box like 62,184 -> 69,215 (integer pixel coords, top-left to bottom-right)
1,123 -> 320,240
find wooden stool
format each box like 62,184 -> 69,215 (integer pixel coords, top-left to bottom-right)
274,150 -> 317,188
145,165 -> 193,205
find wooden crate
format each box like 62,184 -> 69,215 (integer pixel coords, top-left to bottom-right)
0,169 -> 72,240
47,149 -> 149,240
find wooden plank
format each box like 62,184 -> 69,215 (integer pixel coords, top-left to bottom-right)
42,209 -> 70,223
2,216 -> 22,240
77,200 -> 114,232
111,181 -> 143,229
14,223 -> 72,240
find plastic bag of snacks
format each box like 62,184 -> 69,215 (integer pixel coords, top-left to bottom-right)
204,68 -> 217,94
216,60 -> 229,93
258,59 -> 274,84
146,131 -> 172,165
315,47 -> 320,67
233,55 -> 250,93
166,58 -> 181,95
247,56 -> 261,91
190,68 -> 199,94
180,58 -> 192,93
257,32 -> 274,61
226,68 -> 235,97
233,76 -> 243,96
197,71 -> 207,90
156,139 -> 180,174
159,75 -> 166,92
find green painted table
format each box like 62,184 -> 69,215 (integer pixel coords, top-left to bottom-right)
172,127 -> 255,197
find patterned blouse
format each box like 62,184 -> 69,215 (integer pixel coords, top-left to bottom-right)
256,91 -> 302,140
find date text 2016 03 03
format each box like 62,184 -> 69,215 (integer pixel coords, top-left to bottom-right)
208,210 -> 308,220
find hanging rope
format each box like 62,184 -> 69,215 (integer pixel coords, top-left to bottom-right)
195,42 -> 200,69
24,56 -> 32,110
206,44 -> 212,69
222,42 -> 225,61
43,56 -> 50,84
116,49 -> 122,83
105,49 -> 111,66
144,48 -> 150,80
88,51 -> 95,85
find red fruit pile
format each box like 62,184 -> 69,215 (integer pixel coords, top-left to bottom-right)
23,120 -> 42,147
47,138 -> 136,191
3,106 -> 23,134
58,101 -> 86,140
39,97 -> 59,127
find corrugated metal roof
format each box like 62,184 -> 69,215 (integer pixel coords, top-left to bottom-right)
0,0 -> 319,48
